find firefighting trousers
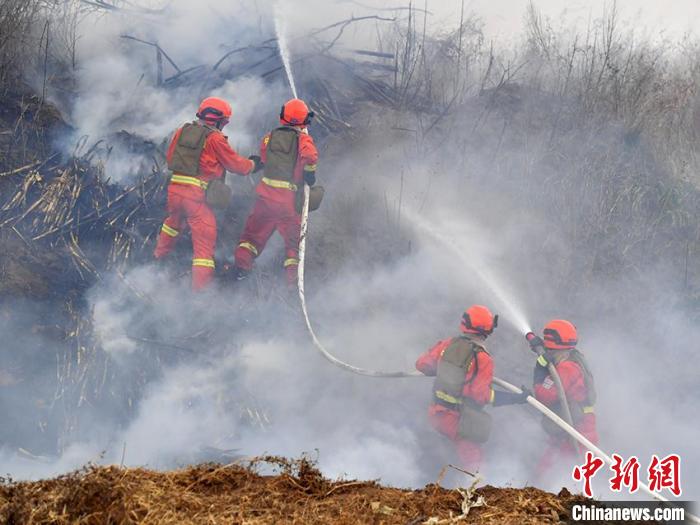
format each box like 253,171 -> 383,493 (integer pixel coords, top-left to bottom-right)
428,404 -> 482,472
536,414 -> 599,478
154,184 -> 217,291
234,196 -> 301,285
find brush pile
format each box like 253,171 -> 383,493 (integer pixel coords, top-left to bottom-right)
0,155 -> 166,298
0,456 -> 617,525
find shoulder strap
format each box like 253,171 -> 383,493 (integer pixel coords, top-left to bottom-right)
453,335 -> 486,384
563,349 -> 596,405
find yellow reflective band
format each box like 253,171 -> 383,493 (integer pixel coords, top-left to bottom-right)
161,224 -> 179,237
537,355 -> 548,367
192,258 -> 215,269
583,406 -> 595,414
263,136 -> 270,145
284,258 -> 299,268
490,389 -> 495,404
171,174 -> 208,190
435,390 -> 462,405
303,163 -> 317,172
238,242 -> 258,256
261,177 -> 297,191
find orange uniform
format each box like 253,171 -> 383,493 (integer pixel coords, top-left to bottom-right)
234,127 -> 318,285
416,337 -> 495,471
534,355 -> 598,477
154,124 -> 253,290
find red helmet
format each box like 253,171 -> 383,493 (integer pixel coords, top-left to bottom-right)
460,305 -> 498,337
543,319 -> 578,350
280,98 -> 314,126
196,97 -> 232,124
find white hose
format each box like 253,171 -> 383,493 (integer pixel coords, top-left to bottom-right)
297,184 -> 422,378
545,358 -> 580,451
297,186 -> 698,521
493,378 -> 700,522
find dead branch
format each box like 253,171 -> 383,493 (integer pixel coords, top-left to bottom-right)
80,0 -> 170,15
309,15 -> 396,40
0,161 -> 42,177
120,34 -> 181,72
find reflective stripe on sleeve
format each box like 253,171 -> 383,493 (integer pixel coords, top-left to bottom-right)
537,355 -> 548,367
303,163 -> 317,172
284,258 -> 299,268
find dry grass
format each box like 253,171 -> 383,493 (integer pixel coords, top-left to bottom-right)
0,457 -> 603,525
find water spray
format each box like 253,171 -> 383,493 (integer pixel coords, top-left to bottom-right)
273,4 -> 298,99
402,208 -> 532,335
273,14 -> 696,513
298,208 -> 697,512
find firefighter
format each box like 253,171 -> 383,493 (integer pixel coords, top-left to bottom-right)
154,97 -> 261,291
416,305 -> 529,472
525,320 -> 598,477
231,98 -> 319,286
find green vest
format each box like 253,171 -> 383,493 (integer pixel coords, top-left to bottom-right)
549,348 -> 596,406
433,335 -> 485,407
542,348 -> 596,436
167,122 -> 216,176
433,335 -> 493,444
264,127 -> 299,182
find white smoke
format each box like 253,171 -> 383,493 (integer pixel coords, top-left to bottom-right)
2,0 -> 698,506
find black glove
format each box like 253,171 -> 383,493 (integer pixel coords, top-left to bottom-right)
304,170 -> 316,187
248,155 -> 263,173
492,389 -> 529,407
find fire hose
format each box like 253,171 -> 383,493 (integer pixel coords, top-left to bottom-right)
297,185 -> 700,521
493,378 -> 700,522
537,347 -> 580,452
297,185 -> 423,378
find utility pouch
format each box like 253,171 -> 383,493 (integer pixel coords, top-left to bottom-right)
295,185 -> 325,214
458,401 -> 493,444
309,186 -> 325,211
205,179 -> 232,210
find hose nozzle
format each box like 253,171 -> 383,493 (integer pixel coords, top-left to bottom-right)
525,331 -> 544,350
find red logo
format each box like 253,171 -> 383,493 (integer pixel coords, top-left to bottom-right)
609,454 -> 640,493
572,451 -> 605,497
573,453 -> 682,498
648,454 -> 681,497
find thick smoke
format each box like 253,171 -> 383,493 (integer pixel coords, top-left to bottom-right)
1,0 -> 699,506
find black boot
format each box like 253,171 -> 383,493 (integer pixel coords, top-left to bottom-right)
219,262 -> 250,283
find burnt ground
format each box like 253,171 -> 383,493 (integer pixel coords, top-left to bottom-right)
0,457 -> 631,525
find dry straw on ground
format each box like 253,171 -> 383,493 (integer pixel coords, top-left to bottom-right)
0,456 -> 617,525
